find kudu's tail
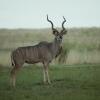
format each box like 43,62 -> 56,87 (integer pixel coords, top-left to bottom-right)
11,53 -> 15,67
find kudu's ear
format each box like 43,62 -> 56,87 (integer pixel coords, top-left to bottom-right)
53,30 -> 59,36
61,30 -> 67,35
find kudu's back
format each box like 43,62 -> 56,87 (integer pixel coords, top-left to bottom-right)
11,41 -> 57,67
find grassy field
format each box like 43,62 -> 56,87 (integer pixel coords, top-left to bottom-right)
0,64 -> 100,100
0,27 -> 100,66
0,28 -> 100,99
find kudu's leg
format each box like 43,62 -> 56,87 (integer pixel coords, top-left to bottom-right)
43,62 -> 51,84
43,67 -> 46,83
10,66 -> 20,87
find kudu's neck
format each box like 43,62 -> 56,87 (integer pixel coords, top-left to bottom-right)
50,38 -> 62,58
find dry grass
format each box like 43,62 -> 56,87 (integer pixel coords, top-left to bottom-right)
0,27 -> 100,66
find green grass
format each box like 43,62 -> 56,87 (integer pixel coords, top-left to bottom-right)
0,64 -> 100,100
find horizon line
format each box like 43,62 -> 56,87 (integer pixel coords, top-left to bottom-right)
0,26 -> 100,30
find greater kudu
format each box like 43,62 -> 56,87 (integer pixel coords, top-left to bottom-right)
10,15 -> 67,87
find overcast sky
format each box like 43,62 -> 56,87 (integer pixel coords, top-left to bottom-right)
0,0 -> 100,28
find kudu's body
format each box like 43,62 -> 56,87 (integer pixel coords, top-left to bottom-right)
10,15 -> 67,87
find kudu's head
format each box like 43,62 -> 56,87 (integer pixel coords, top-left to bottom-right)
47,15 -> 67,44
